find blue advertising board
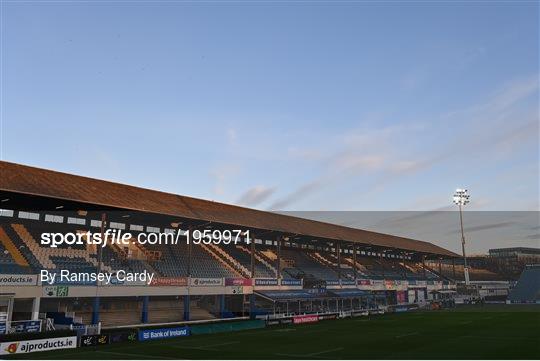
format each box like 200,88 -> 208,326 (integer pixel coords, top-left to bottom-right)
138,327 -> 190,341
255,279 -> 279,286
280,279 -> 301,286
12,320 -> 41,333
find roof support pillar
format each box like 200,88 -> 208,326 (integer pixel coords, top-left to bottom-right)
353,244 -> 358,279
380,252 -> 385,278
336,241 -> 341,280
250,233 -> 255,278
187,226 -> 193,278
402,252 -> 407,279
276,235 -> 282,279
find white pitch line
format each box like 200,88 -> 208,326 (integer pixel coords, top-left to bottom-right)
274,353 -> 336,359
95,350 -> 179,359
395,332 -> 419,338
171,341 -> 240,351
275,328 -> 297,332
308,347 -> 344,356
275,347 -> 344,359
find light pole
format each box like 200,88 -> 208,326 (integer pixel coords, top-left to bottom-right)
453,189 -> 470,285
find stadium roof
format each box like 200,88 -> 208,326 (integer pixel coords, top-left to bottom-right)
0,161 -> 458,258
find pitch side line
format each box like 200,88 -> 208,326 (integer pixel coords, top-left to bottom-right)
395,331 -> 420,338
275,346 -> 345,359
95,350 -> 180,359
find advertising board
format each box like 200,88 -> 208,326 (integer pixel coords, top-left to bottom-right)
138,327 -> 190,341
0,336 -> 77,355
292,315 -> 319,324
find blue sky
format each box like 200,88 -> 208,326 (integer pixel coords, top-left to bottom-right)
1,2 -> 538,252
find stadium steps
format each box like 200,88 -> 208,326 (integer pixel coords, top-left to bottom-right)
202,243 -> 245,277
310,252 -> 336,267
256,249 -> 279,273
12,223 -> 114,272
4,224 -> 43,269
306,252 -> 342,277
206,243 -> 250,277
236,245 -> 277,276
257,249 -> 276,264
342,257 -> 369,277
190,305 -> 216,321
260,249 -> 277,262
424,264 -> 455,282
138,257 -> 161,276
130,241 -> 161,274
0,225 -> 29,266
316,252 -> 357,279
78,310 -> 142,327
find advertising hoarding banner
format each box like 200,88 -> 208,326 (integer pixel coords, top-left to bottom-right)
0,274 -> 37,286
108,330 -> 137,344
97,334 -> 109,345
255,279 -> 279,286
80,335 -> 97,347
138,327 -> 190,341
292,315 -> 319,324
224,278 -> 252,286
11,320 -> 41,333
0,336 -> 77,355
318,313 -> 338,320
280,279 -> 302,286
150,277 -> 188,286
190,278 -> 224,287
357,279 -> 372,286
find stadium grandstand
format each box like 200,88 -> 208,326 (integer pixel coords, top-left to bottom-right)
0,161 -> 470,337
507,265 -> 540,304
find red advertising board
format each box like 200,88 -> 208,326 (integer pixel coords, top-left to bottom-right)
150,277 -> 188,286
357,279 -> 372,286
293,315 -> 319,324
224,278 -> 252,286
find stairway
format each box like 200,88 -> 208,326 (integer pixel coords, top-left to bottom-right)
237,245 -> 277,276
0,226 -> 29,266
11,224 -> 112,272
201,244 -> 244,277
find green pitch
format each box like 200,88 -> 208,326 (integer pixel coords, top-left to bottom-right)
9,305 -> 540,359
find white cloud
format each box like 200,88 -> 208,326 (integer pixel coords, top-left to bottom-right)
236,185 -> 276,207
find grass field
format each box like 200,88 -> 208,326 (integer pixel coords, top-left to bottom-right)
8,305 -> 540,359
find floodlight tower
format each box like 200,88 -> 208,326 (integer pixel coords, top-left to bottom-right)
453,189 -> 470,285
